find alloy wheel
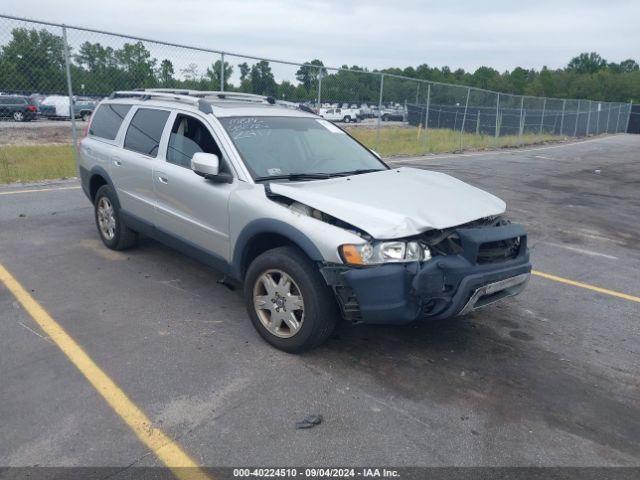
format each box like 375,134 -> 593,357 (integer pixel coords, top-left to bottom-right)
97,196 -> 116,241
253,269 -> 305,338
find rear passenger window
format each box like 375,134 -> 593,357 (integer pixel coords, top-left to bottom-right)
89,104 -> 131,140
124,108 -> 170,158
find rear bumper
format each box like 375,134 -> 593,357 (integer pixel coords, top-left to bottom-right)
321,223 -> 531,325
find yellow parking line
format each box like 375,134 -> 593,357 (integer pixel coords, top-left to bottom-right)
532,270 -> 640,304
0,186 -> 81,195
0,263 -> 212,480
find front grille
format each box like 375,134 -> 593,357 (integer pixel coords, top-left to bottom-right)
477,237 -> 521,264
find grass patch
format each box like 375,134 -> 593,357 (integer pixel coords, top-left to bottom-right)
0,144 -> 76,184
0,128 -> 565,183
347,127 -> 564,157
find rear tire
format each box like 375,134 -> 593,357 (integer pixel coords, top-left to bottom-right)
94,184 -> 138,251
343,116 -> 351,123
13,111 -> 24,122
244,246 -> 338,353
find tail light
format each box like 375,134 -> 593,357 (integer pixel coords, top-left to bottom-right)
27,105 -> 37,112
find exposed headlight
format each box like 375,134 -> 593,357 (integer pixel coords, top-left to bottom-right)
340,241 -> 431,266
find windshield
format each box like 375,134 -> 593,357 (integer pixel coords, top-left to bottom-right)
218,116 -> 387,180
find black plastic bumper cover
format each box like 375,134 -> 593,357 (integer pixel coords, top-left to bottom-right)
338,223 -> 531,325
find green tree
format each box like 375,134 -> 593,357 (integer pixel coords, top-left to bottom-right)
472,66 -> 500,90
158,59 -> 175,86
249,60 -> 276,95
238,62 -> 250,81
0,27 -> 66,93
114,42 -> 157,89
295,59 -> 326,90
206,60 -> 233,90
567,52 -> 607,74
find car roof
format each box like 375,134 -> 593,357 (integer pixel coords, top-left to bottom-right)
102,90 -> 317,119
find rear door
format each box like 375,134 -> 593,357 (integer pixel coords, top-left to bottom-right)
111,106 -> 171,221
152,111 -> 234,260
79,102 -> 132,188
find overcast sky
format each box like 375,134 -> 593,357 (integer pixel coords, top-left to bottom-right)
2,0 -> 639,74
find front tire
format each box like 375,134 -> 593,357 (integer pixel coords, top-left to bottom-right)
94,184 -> 138,250
13,111 -> 25,122
343,115 -> 351,123
244,246 -> 338,352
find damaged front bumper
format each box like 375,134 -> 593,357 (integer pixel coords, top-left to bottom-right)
321,223 -> 531,325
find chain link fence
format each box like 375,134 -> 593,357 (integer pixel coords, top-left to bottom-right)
0,13 -> 633,182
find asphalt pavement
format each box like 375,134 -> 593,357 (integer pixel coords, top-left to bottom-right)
1,134 -> 639,468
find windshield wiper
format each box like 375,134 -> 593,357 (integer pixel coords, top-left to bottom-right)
254,173 -> 332,182
329,168 -> 385,177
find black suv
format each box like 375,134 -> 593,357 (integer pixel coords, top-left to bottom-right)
0,95 -> 38,122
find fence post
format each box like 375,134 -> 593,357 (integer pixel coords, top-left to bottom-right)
539,97 -> 546,135
459,86 -> 471,151
625,101 -> 633,133
316,68 -> 322,111
615,104 -> 622,133
376,73 -> 384,149
476,112 -> 480,136
586,100 -> 592,136
494,93 -> 500,138
518,96 -> 524,143
574,100 -> 580,137
220,52 -> 225,91
423,83 -> 431,153
559,99 -> 566,136
62,25 -> 78,164
605,103 -> 611,133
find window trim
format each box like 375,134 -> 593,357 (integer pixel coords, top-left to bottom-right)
122,106 -> 172,159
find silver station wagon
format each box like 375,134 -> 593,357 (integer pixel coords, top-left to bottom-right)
78,89 -> 531,352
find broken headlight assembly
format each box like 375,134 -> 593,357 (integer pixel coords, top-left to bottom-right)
339,241 -> 432,266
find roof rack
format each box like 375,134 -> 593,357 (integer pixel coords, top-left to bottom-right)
109,90 -> 220,114
110,90 -> 199,105
109,89 -> 292,115
143,88 -> 276,104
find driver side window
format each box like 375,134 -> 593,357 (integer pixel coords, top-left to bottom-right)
166,114 -> 227,171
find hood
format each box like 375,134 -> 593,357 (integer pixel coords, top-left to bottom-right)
269,167 -> 506,239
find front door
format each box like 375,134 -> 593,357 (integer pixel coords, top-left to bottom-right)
152,112 -> 234,262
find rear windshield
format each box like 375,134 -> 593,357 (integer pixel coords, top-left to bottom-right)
89,103 -> 132,140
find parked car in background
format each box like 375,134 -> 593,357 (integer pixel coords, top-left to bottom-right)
30,94 -> 56,119
40,95 -> 98,120
319,106 -> 360,123
0,95 -> 38,121
380,106 -> 405,122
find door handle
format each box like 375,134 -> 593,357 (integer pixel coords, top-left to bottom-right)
157,175 -> 169,184
113,159 -> 122,166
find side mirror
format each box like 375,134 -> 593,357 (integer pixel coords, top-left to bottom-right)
191,152 -> 233,184
192,152 -> 219,176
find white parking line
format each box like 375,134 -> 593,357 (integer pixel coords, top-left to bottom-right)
542,242 -> 618,260
0,186 -> 81,196
385,134 -> 624,164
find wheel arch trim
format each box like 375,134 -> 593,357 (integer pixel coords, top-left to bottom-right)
232,219 -> 324,281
